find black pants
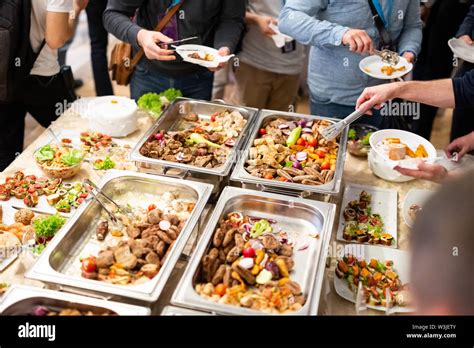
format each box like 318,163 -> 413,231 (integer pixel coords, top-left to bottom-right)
86,1 -> 113,96
451,62 -> 474,142
411,0 -> 470,140
0,74 -> 76,171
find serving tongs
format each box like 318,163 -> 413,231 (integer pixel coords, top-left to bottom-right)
321,109 -> 366,141
83,179 -> 132,225
374,49 -> 400,66
159,36 -> 199,49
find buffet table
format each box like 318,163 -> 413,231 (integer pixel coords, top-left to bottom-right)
1,105 -> 472,315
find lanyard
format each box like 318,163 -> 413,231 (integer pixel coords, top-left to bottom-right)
371,0 -> 393,28
167,0 -> 183,12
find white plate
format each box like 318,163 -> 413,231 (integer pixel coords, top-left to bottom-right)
402,189 -> 435,228
448,38 -> 474,64
360,55 -> 412,80
369,129 -> 437,170
175,44 -> 234,68
336,183 -> 398,248
334,244 -> 414,313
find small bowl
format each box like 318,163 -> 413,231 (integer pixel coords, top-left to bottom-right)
347,124 -> 378,157
34,147 -> 84,179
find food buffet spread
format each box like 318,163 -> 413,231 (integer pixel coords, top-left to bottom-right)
0,97 -> 470,316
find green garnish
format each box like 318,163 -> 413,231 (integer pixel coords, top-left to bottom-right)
60,149 -> 84,167
137,88 -> 182,117
32,244 -> 46,255
348,129 -> 357,140
286,126 -> 302,147
33,214 -> 66,238
285,161 -> 294,168
250,219 -> 272,238
35,145 -> 55,162
93,156 -> 116,170
361,132 -> 374,146
189,133 -> 221,149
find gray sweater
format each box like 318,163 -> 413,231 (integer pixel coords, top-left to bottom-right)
104,0 -> 246,77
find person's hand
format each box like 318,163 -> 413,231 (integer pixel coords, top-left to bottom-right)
255,15 -> 278,37
402,51 -> 416,64
342,29 -> 374,55
356,82 -> 401,114
74,0 -> 89,12
445,132 -> 474,160
395,159 -> 448,183
458,34 -> 473,45
208,47 -> 231,72
137,30 -> 175,61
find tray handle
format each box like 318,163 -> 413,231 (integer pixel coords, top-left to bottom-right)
255,184 -> 313,198
162,167 -> 191,180
56,285 -> 113,301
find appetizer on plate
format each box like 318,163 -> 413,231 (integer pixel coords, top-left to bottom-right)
245,118 -> 339,185
381,65 -> 406,77
382,138 -> 428,161
195,213 -> 304,314
335,254 -> 411,308
342,191 -> 395,246
188,52 -> 214,61
35,144 -> 84,179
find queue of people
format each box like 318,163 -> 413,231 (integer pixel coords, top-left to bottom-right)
0,0 -> 473,316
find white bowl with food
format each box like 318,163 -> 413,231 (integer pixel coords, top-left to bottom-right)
34,144 -> 85,179
86,96 -> 138,137
402,189 -> 435,228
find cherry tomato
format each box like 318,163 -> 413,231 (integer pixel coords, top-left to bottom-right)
242,247 -> 256,258
296,138 -> 306,146
28,187 -> 36,194
316,150 -> 327,158
214,284 -> 227,297
321,162 -> 331,170
259,128 -> 267,136
79,193 -> 89,199
82,257 -> 97,273
148,204 -> 157,212
77,198 -> 85,205
308,138 -> 318,147
264,174 -> 274,180
62,138 -> 72,144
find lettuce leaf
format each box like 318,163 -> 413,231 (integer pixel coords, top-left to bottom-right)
35,145 -> 55,162
60,149 -> 84,167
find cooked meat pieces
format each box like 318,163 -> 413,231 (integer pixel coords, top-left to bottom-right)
126,225 -> 141,239
261,235 -> 281,250
155,240 -> 166,257
147,209 -> 162,224
234,233 -> 244,249
276,255 -> 294,271
113,245 -> 138,270
226,246 -> 241,263
223,228 -> 238,247
96,220 -> 108,241
96,250 -> 114,269
157,230 -> 173,244
141,263 -> 160,279
213,227 -> 225,248
128,239 -> 151,258
145,252 -> 161,265
278,244 -> 293,257
233,265 -> 256,285
211,264 -> 226,285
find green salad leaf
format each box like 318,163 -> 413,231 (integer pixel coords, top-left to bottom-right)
33,214 -> 66,238
137,88 -> 182,117
250,219 -> 273,238
35,145 -> 55,162
93,156 -> 116,170
60,149 -> 84,167
348,128 -> 357,140
361,132 -> 374,146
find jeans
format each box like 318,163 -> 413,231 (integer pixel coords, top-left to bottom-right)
131,64 -> 214,101
86,1 -> 114,96
310,99 -> 383,129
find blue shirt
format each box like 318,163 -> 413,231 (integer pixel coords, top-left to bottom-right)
279,0 -> 422,106
453,70 -> 474,108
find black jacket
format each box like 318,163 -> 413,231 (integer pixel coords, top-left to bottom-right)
457,4 -> 474,39
104,0 -> 245,77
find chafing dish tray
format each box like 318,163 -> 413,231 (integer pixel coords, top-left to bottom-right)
231,110 -> 348,197
26,170 -> 213,302
0,285 -> 150,315
171,187 -> 335,315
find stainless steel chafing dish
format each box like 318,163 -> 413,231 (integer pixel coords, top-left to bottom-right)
26,170 -> 213,303
231,110 -> 348,198
171,187 -> 335,315
0,285 -> 150,315
161,305 -> 211,316
130,98 -> 258,198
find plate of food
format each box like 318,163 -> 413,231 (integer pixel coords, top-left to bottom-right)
34,144 -> 85,179
360,55 -> 412,80
448,38 -> 474,64
402,189 -> 435,228
334,244 -> 413,313
347,124 -> 378,157
369,129 -> 437,169
175,45 -> 234,69
337,184 -> 398,248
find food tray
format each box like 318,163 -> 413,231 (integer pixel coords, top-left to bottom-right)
130,98 -> 258,197
0,285 -> 150,315
231,110 -> 348,198
171,187 -> 335,315
26,170 -> 213,302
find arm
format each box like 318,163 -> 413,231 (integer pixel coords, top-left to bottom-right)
397,0 -> 423,63
45,0 -> 87,49
278,0 -> 349,48
246,11 -> 278,37
457,5 -> 474,38
213,0 -> 246,53
103,0 -> 174,61
356,79 -> 455,113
